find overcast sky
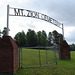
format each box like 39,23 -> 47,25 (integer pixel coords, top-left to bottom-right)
0,0 -> 75,44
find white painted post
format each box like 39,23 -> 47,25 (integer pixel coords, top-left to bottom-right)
62,23 -> 64,40
6,5 -> 9,36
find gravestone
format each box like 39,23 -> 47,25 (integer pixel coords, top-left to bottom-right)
0,36 -> 18,75
60,40 -> 71,60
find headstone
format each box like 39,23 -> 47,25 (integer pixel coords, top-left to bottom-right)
0,36 -> 18,75
60,40 -> 71,60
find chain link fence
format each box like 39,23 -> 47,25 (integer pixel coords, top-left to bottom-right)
18,45 -> 60,69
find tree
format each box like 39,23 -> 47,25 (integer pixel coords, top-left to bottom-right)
47,32 -> 53,46
52,30 -> 59,45
59,34 -> 63,43
14,31 -> 26,47
41,30 -> 47,46
42,30 -> 47,38
37,30 -> 47,46
37,31 -> 41,46
14,29 -> 63,47
70,44 -> 75,51
26,29 -> 37,47
52,30 -> 63,45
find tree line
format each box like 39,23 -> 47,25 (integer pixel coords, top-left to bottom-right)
0,27 -> 63,47
1,27 -> 75,51
14,29 -> 63,47
70,44 -> 75,51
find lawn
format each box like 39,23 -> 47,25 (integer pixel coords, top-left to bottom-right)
21,48 -> 57,67
15,49 -> 75,75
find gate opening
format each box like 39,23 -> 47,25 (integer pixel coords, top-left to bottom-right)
6,5 -> 63,68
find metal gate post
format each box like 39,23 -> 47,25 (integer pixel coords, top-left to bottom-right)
46,48 -> 48,64
53,46 -> 55,60
62,23 -> 64,40
19,47 -> 20,69
55,46 -> 57,64
39,47 -> 41,66
21,48 -> 23,68
6,5 -> 9,36
59,46 -> 61,60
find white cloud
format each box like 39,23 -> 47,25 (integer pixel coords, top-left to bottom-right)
64,27 -> 75,44
64,27 -> 75,37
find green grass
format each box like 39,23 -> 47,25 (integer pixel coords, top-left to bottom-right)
15,49 -> 75,75
22,49 -> 56,67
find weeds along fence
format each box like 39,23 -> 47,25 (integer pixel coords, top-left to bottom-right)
18,45 -> 60,69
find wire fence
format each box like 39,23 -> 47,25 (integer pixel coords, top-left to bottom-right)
18,45 -> 60,69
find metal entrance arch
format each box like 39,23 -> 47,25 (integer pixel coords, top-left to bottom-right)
6,5 -> 64,40
6,5 -> 63,68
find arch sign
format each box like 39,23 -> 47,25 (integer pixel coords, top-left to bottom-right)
6,5 -> 64,39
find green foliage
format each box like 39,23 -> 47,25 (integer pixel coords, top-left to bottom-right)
37,30 -> 47,46
14,29 -> 63,47
52,30 -> 63,45
37,31 -> 41,46
41,30 -> 47,46
15,51 -> 75,75
19,48 -> 55,67
70,44 -> 75,51
52,30 -> 59,44
26,29 -> 38,47
14,31 -> 26,47
47,32 -> 53,46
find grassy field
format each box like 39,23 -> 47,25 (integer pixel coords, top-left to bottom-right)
15,49 -> 75,75
21,48 -> 57,67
